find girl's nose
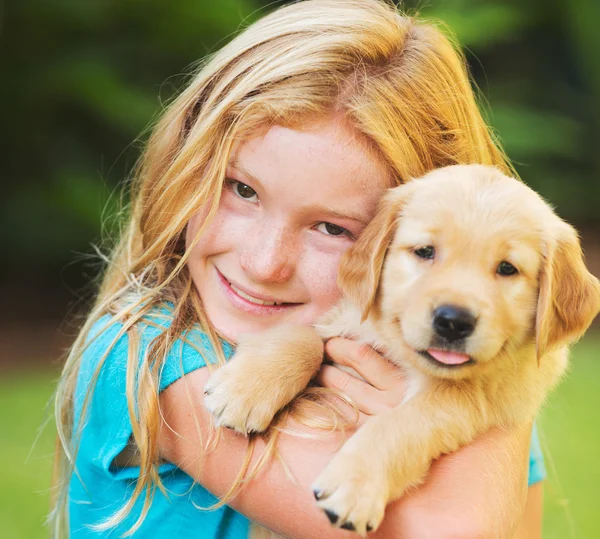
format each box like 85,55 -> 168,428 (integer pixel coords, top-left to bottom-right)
239,226 -> 297,284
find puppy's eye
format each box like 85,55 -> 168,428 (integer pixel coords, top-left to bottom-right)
414,246 -> 435,259
497,261 -> 518,276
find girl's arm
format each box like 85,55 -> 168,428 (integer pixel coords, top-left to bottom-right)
158,366 -> 533,539
513,483 -> 543,539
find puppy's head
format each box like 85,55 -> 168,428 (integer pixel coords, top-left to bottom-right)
339,164 -> 600,379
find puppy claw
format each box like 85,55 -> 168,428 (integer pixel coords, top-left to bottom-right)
204,398 -> 227,422
324,509 -> 338,525
313,451 -> 387,535
203,362 -> 283,435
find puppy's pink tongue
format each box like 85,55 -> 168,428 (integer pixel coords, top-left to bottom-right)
427,349 -> 471,365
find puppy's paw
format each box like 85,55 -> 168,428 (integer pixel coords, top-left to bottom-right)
203,362 -> 281,435
204,326 -> 323,435
312,451 -> 387,536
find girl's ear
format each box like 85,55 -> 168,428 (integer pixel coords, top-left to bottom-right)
536,222 -> 600,361
338,187 -> 407,321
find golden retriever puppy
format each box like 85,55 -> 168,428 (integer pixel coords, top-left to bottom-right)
204,164 -> 600,535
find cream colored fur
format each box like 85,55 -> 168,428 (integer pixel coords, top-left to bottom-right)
204,165 -> 600,537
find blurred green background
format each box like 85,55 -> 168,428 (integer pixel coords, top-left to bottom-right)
1,0 -> 598,537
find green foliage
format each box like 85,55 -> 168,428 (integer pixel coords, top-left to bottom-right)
420,1 -> 530,49
2,0 -> 599,273
410,0 -> 600,221
1,0 -> 261,269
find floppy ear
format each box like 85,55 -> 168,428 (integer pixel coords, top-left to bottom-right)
536,223 -> 600,361
338,187 -> 407,321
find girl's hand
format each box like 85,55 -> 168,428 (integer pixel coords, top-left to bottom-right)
315,337 -> 407,421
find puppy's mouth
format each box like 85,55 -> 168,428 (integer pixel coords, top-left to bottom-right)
418,349 -> 475,369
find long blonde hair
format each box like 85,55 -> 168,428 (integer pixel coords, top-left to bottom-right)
52,0 -> 514,536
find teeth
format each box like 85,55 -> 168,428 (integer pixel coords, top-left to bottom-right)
229,283 -> 281,306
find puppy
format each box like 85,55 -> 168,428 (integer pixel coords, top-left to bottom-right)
204,164 -> 600,535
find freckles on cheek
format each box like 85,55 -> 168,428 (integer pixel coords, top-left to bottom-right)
186,207 -> 217,248
187,205 -> 244,253
309,254 -> 344,306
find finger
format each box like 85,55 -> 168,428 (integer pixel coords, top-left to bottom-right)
311,389 -> 371,426
324,338 -> 403,391
315,364 -> 391,416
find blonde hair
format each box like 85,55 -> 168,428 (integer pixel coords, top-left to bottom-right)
52,0 -> 514,536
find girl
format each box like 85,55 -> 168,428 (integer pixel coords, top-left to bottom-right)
53,0 -> 545,537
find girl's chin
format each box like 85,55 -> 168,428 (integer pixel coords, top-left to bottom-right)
212,319 -> 277,344
209,309 -> 313,344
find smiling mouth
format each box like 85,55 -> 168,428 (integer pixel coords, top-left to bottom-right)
418,350 -> 475,369
216,268 -> 300,308
228,282 -> 284,306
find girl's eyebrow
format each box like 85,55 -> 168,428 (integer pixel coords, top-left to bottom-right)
227,159 -> 372,224
311,205 -> 371,224
228,159 -> 263,188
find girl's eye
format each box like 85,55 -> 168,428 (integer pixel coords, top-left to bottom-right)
497,261 -> 518,276
315,222 -> 351,238
227,180 -> 258,202
414,246 -> 435,259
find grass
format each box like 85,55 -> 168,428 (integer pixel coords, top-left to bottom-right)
539,335 -> 600,539
1,335 -> 599,538
0,368 -> 58,539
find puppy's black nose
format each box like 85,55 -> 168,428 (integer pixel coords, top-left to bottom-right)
433,305 -> 476,342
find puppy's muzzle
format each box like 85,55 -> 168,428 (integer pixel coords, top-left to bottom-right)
433,305 -> 477,343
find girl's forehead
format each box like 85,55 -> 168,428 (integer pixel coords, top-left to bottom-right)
230,120 -> 393,193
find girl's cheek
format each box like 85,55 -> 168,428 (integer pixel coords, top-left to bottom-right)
185,211 -> 206,249
189,204 -> 254,254
302,249 -> 345,309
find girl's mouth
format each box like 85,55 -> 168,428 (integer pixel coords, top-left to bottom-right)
215,267 -> 301,314
228,281 -> 284,306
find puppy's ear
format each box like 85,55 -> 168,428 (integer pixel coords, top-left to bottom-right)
536,223 -> 600,361
338,187 -> 406,321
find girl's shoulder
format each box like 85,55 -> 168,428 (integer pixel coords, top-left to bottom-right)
70,306 -> 248,538
80,303 -> 233,393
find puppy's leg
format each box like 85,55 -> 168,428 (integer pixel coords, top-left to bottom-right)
204,326 -> 324,434
312,390 -> 484,535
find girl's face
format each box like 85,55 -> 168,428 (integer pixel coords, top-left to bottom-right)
186,118 -> 392,343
